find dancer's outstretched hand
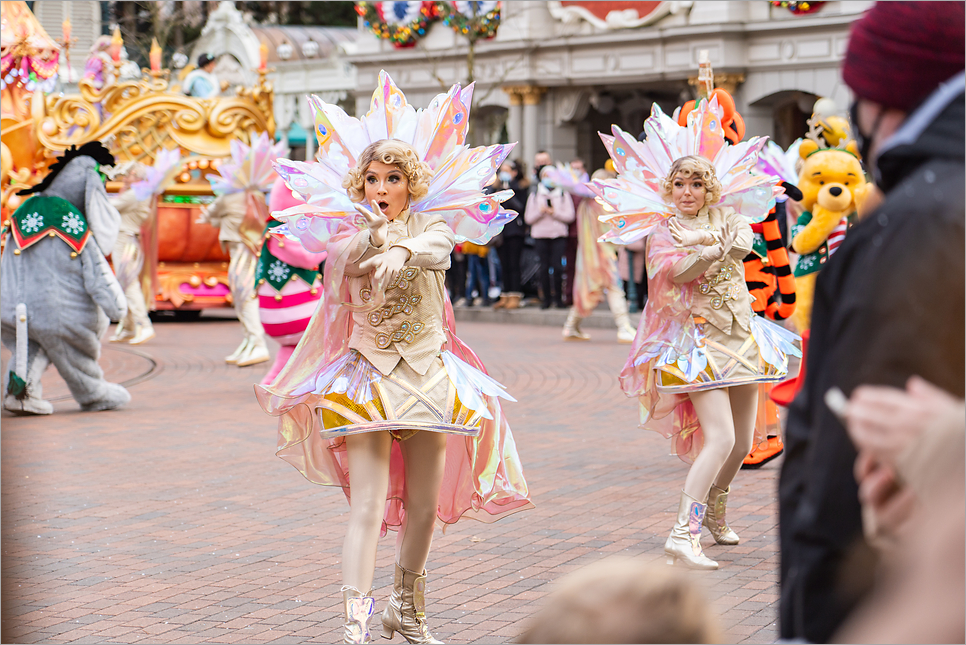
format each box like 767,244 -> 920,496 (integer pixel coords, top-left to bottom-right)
359,246 -> 411,293
354,201 -> 389,248
668,218 -> 715,247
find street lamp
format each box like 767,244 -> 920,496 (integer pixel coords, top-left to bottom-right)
276,41 -> 293,61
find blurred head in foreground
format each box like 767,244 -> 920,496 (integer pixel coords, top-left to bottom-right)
517,558 -> 718,644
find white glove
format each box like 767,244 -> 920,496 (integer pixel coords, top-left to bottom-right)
354,201 -> 390,248
699,243 -> 726,263
359,246 -> 411,293
718,221 -> 738,258
668,218 -> 716,247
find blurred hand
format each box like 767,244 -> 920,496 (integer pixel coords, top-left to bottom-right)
846,376 -> 962,467
854,451 -> 917,545
354,201 -> 389,247
359,246 -> 410,293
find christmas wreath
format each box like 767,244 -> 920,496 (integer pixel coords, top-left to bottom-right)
770,1 -> 826,15
436,1 -> 501,42
355,1 -> 440,48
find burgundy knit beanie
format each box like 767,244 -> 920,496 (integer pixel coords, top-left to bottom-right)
843,1 -> 965,112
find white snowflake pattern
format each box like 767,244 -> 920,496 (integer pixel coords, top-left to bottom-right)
268,260 -> 291,282
21,212 -> 44,234
61,213 -> 85,236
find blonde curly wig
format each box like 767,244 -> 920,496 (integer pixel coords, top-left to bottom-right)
343,139 -> 433,205
661,155 -> 722,207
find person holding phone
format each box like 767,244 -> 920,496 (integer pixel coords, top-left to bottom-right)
525,161 -> 575,309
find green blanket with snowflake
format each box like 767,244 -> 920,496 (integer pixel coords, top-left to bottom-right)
7,195 -> 91,253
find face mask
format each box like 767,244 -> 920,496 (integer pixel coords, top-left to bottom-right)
541,178 -> 554,189
849,100 -> 885,169
498,172 -> 512,183
534,164 -> 547,180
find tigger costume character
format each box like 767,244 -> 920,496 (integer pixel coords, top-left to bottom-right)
743,188 -> 800,322
740,186 -> 801,468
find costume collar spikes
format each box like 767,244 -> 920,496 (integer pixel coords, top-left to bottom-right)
9,195 -> 91,253
270,70 -> 519,248
591,97 -> 781,245
132,147 -> 184,201
209,132 -> 287,196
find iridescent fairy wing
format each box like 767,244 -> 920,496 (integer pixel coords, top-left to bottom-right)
248,132 -> 288,192
132,147 -> 183,201
587,175 -> 672,244
543,163 -> 594,198
208,132 -> 285,195
412,82 -> 474,168
713,136 -> 780,221
361,70 -> 418,146
756,139 -> 799,185
412,142 -> 517,243
269,204 -> 356,254
310,94 -> 368,176
684,96 -> 726,162
274,159 -> 356,213
209,138 -> 251,195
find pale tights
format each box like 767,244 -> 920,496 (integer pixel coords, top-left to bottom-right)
342,430 -> 448,592
682,384 -> 759,502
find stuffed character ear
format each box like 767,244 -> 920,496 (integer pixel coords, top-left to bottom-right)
780,181 -> 804,202
85,168 -> 121,255
677,100 -> 696,127
846,140 -> 861,159
799,140 -> 819,159
729,112 -> 746,142
711,88 -> 736,125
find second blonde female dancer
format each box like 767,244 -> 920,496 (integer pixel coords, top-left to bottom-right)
257,72 -> 532,643
591,100 -> 800,570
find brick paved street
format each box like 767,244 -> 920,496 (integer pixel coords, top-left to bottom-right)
2,318 -> 782,643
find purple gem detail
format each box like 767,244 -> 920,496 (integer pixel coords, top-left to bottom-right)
454,113 -> 463,124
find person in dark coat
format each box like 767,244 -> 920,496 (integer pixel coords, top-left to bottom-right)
492,159 -> 529,309
778,3 -> 966,642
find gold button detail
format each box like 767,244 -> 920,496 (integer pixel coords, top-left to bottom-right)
48,231 -> 56,237
278,241 -> 285,248
310,288 -> 318,295
70,251 -> 78,258
13,249 -> 20,255
274,294 -> 283,302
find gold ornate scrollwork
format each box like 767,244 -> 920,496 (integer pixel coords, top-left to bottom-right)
36,73 -> 274,163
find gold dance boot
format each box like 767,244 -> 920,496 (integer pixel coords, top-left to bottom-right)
342,586 -> 375,644
704,484 -> 740,545
664,491 -> 718,570
381,563 -> 443,644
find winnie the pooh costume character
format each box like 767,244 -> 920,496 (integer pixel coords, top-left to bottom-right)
789,112 -> 869,333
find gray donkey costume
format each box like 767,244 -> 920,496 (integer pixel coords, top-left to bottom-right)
2,142 -> 130,414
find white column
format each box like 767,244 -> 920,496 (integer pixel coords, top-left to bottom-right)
504,87 -> 524,155
521,86 -> 545,168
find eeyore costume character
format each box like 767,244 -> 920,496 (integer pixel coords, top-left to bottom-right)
2,142 -> 130,414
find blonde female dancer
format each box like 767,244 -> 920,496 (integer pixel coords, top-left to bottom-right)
257,73 -> 532,643
591,101 -> 800,570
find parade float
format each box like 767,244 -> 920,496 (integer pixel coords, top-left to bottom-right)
1,1 -> 61,220
1,2 -> 276,313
